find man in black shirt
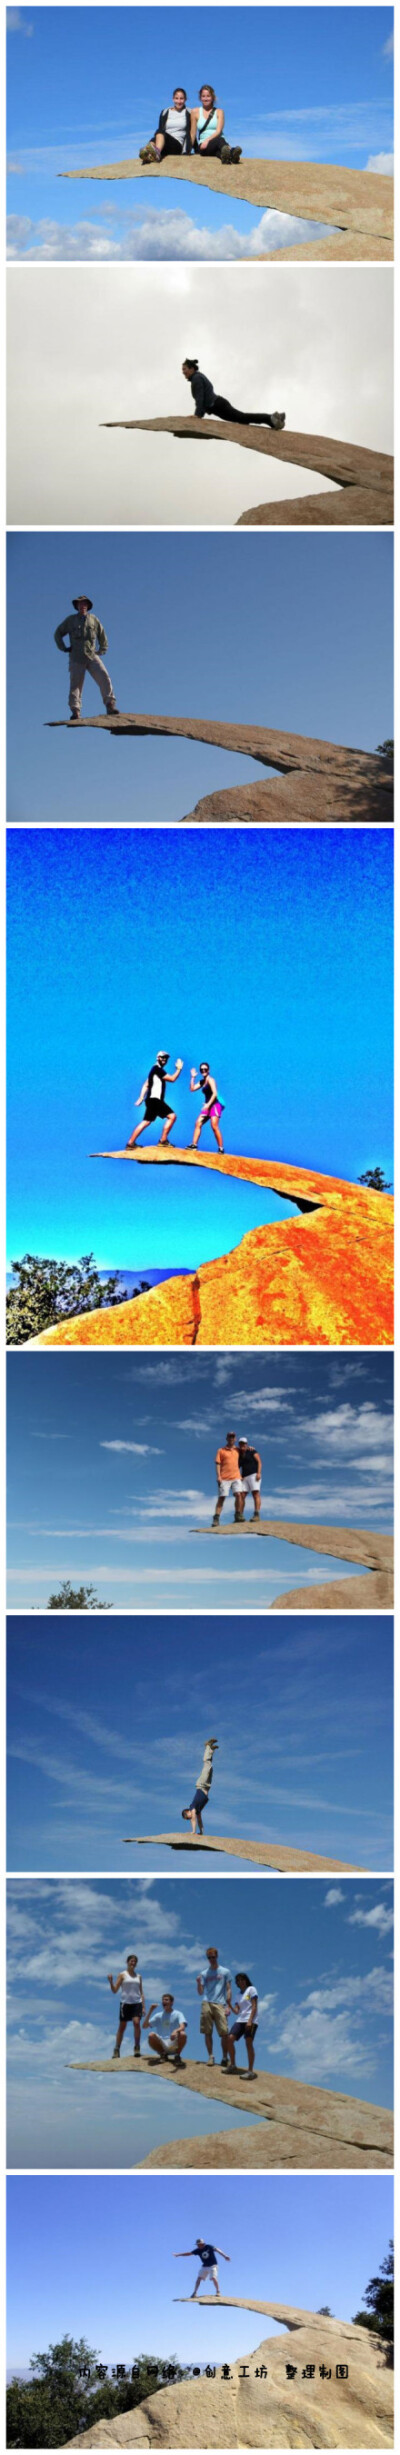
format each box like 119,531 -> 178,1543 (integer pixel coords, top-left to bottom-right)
126,1051 -> 183,1148
237,1437 -> 262,1519
174,2237 -> 231,2299
182,359 -> 285,429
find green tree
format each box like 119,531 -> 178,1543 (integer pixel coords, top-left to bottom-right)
358,1167 -> 392,1193
47,1582 -> 111,1612
7,2336 -> 189,2448
376,740 -> 393,757
317,2306 -> 333,2316
6,1253 -> 128,1347
352,2241 -> 393,2365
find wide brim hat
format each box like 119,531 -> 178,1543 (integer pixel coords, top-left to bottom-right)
73,596 -> 93,610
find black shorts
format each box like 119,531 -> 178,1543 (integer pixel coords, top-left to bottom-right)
231,2020 -> 258,2041
144,1098 -> 173,1121
120,2001 -> 142,2023
158,133 -> 187,156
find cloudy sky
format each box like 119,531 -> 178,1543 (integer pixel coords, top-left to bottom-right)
7,1349 -> 393,1613
7,1874 -> 394,2168
6,5 -> 393,260
7,263 -> 393,525
7,1609 -> 393,1875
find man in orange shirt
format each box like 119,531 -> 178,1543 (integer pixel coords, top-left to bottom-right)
213,1431 -> 241,1527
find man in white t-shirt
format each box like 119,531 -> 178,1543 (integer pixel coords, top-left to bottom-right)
143,1992 -> 187,2066
108,1953 -> 145,2058
227,1969 -> 258,2074
197,1945 -> 232,2067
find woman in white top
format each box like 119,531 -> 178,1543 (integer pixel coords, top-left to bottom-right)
191,85 -> 242,165
140,89 -> 192,166
227,1970 -> 258,2074
108,1953 -> 145,2058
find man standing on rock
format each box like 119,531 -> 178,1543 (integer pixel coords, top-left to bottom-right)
236,1436 -> 262,1521
182,358 -> 286,429
126,1051 -> 184,1148
182,1736 -> 218,1834
213,1431 -> 241,1526
174,2237 -> 231,2299
54,595 -> 119,720
197,1944 -> 232,2068
143,1991 -> 187,2066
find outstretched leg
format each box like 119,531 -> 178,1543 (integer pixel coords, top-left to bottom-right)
160,1110 -> 177,1145
126,1117 -> 152,1149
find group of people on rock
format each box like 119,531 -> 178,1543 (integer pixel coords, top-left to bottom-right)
108,1944 -> 258,2075
139,83 -> 242,167
126,1053 -> 225,1151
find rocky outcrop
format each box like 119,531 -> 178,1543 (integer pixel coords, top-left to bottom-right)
46,712 -> 393,827
27,1152 -> 394,1349
68,2050 -> 393,2171
60,155 -> 393,260
102,420 -> 394,528
66,2302 -> 394,2447
125,1833 -> 362,1871
199,1521 -> 394,1612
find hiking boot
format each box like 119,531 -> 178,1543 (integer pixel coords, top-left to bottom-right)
212,1513 -> 220,1528
134,2044 -> 140,2056
112,2046 -> 120,2058
70,709 -> 81,721
207,2054 -> 215,2067
107,701 -> 120,714
140,143 -> 158,163
270,411 -> 286,430
230,147 -> 242,162
220,142 -> 232,161
220,2056 -> 230,2069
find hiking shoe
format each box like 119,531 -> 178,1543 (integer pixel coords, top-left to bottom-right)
220,142 -> 232,161
220,2056 -> 230,2069
140,143 -> 157,163
107,702 -> 120,714
207,2055 -> 215,2067
134,2044 -> 141,2057
230,147 -> 242,162
112,2046 -> 120,2058
70,710 -> 80,721
212,1514 -> 220,1528
270,412 -> 286,430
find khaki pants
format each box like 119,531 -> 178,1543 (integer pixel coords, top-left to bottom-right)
200,2002 -> 228,2041
69,652 -> 115,714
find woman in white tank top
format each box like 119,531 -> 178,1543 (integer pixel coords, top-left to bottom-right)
108,1953 -> 145,2058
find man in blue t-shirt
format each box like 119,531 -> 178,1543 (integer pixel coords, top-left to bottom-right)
197,1944 -> 232,2068
174,2236 -> 231,2299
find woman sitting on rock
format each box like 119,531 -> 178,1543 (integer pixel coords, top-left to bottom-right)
191,83 -> 242,165
140,87 -> 192,165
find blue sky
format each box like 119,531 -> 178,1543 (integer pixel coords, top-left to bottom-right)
7,2170 -> 394,2370
7,1350 -> 393,1614
7,531 -> 394,828
7,1874 -> 394,2169
7,827 -> 394,1273
7,1610 -> 393,1877
7,7 -> 394,259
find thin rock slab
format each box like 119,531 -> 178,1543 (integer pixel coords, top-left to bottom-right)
102,419 -> 393,529
67,2050 -> 393,2164
125,1832 -> 362,1871
66,2303 -> 394,2447
60,153 -> 394,253
45,711 -> 393,827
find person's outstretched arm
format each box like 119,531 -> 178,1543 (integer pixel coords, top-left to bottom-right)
165,1059 -> 184,1083
216,2246 -> 230,2260
107,1971 -> 123,1993
142,2001 -> 157,2029
174,2249 -> 193,2257
190,1069 -> 200,1093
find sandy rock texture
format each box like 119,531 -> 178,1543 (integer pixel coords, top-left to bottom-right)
66,2303 -> 393,2447
101,420 -> 394,529
61,153 -> 393,259
46,712 -> 393,827
205,1520 -> 394,1613
126,1833 -> 362,1871
68,2050 -> 393,2170
27,1152 -> 393,1350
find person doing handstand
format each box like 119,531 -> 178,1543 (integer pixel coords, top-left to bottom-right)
182,1736 -> 218,1833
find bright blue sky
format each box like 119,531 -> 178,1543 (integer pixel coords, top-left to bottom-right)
7,1350 -> 393,1614
7,827 -> 394,1272
7,1874 -> 394,2169
7,532 -> 394,827
7,2170 -> 394,2370
7,1610 -> 393,1876
7,7 -> 394,259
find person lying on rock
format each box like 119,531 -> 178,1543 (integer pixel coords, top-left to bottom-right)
126,1050 -> 184,1148
212,1431 -> 242,1527
191,83 -> 242,164
108,1952 -> 145,2058
174,2237 -> 231,2299
182,358 -> 286,429
54,595 -> 119,720
190,1061 -> 224,1151
227,1971 -> 258,2075
140,87 -> 192,165
197,1944 -> 232,2068
236,1437 -> 262,1521
143,1991 -> 187,2066
182,1736 -> 218,1834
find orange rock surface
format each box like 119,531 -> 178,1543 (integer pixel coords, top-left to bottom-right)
28,1152 -> 394,1349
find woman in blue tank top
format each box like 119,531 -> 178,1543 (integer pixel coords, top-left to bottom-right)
191,84 -> 242,165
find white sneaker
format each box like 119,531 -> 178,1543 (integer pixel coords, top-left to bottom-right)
270,411 -> 286,430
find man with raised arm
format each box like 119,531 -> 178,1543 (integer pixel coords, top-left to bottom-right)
126,1051 -> 184,1149
174,2236 -> 231,2299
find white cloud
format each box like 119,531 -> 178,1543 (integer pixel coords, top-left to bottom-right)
348,1902 -> 393,1935
7,7 -> 33,29
324,1887 -> 345,1907
366,152 -> 394,174
302,1403 -> 393,1458
100,1440 -> 162,1454
6,205 -> 333,264
381,34 -> 394,60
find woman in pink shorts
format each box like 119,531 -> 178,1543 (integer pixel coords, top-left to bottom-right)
190,1061 -> 224,1152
